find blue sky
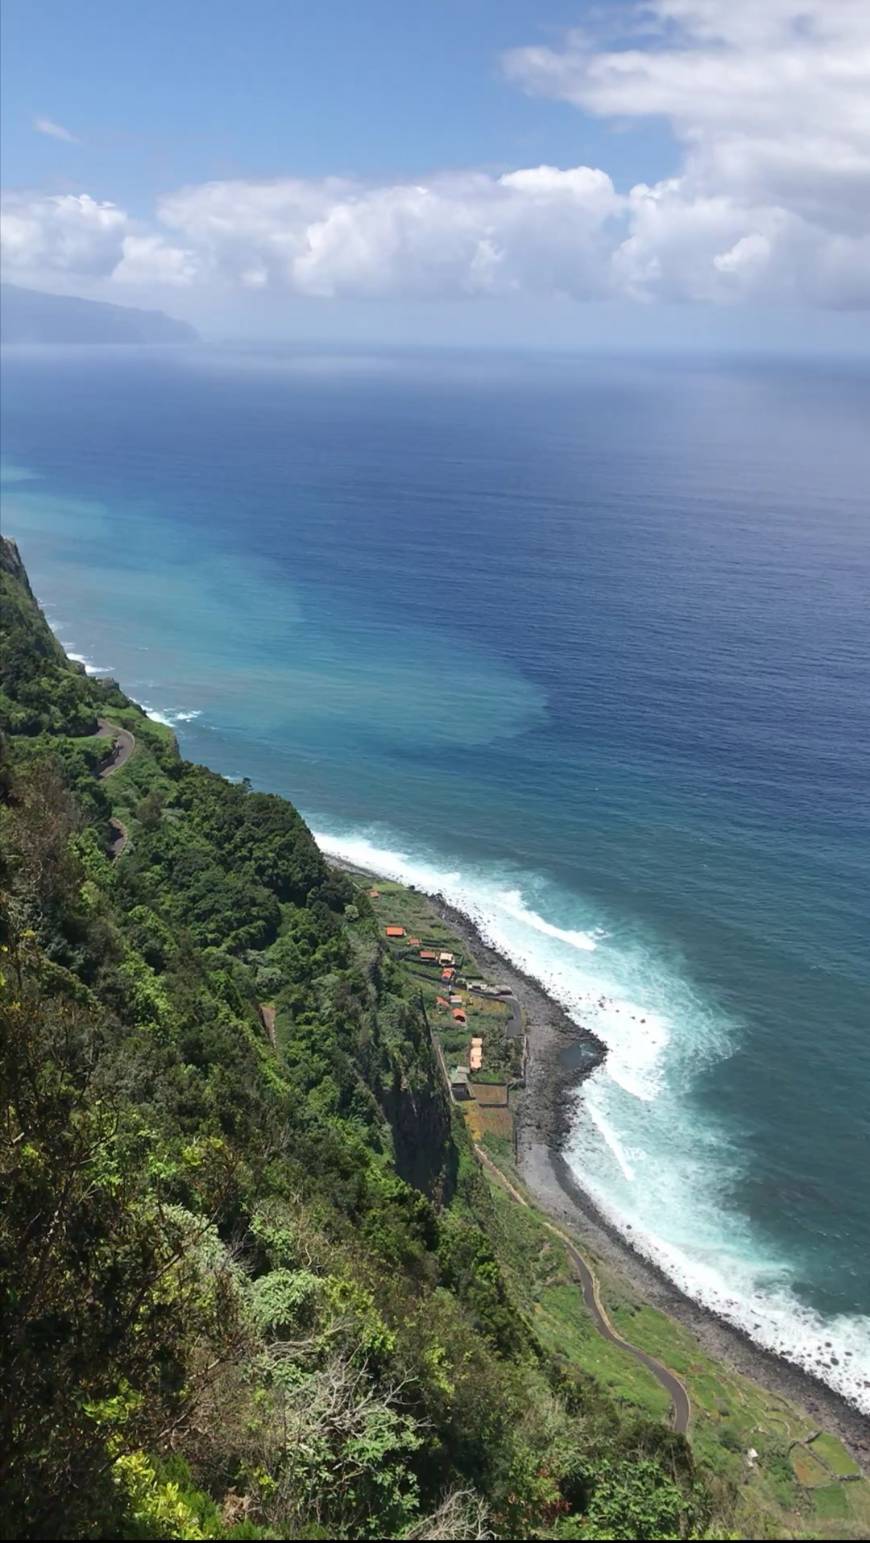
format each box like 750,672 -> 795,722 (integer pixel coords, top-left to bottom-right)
2,0 -> 868,349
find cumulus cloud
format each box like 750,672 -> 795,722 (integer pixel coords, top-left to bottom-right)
3,1 -> 868,311
156,166 -> 622,300
0,191 -> 198,288
33,115 -> 79,144
1,192 -> 129,278
504,0 -> 870,307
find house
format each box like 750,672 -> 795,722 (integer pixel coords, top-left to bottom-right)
449,994 -> 463,1006
469,1036 -> 483,1072
385,926 -> 405,938
438,951 -> 455,966
435,995 -> 450,1009
449,1066 -> 471,1101
419,949 -> 437,962
441,967 -> 455,982
452,1008 -> 466,1024
408,937 -> 422,947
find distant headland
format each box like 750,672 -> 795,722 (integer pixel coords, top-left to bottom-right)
0,282 -> 197,345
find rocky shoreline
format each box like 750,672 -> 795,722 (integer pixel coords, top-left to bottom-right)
329,857 -> 869,1461
428,892 -> 870,1465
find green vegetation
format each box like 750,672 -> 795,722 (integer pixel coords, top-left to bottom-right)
1,536 -> 712,1539
811,1433 -> 863,1479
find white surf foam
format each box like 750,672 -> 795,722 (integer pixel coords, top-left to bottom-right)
313,821 -> 870,1413
67,650 -> 114,676
139,703 -> 203,728
498,887 -> 599,952
570,1097 -> 870,1413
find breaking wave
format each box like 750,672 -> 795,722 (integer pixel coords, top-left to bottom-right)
313,822 -> 870,1413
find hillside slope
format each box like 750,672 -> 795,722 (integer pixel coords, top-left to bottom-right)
0,536 -> 709,1541
0,284 -> 197,344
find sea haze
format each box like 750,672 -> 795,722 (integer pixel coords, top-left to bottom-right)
2,342 -> 869,1410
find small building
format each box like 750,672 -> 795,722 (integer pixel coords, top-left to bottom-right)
419,949 -> 437,962
469,1036 -> 483,1072
441,967 -> 455,982
385,926 -> 405,938
449,994 -> 463,1006
449,1066 -> 471,1101
408,937 -> 422,947
452,1008 -> 466,1024
439,951 -> 455,966
435,995 -> 450,1009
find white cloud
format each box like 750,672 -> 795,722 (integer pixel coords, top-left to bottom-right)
504,0 -> 870,308
0,192 -> 129,277
0,190 -> 198,292
3,2 -> 868,312
157,167 -> 622,300
113,234 -> 200,287
33,116 -> 79,144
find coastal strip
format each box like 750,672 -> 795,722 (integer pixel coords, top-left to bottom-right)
327,854 -> 870,1468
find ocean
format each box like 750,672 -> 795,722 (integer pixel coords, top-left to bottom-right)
2,342 -> 868,1411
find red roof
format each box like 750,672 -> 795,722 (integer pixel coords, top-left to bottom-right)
441,967 -> 455,980
419,949 -> 437,960
452,1008 -> 466,1022
436,995 -> 449,1008
408,937 -> 422,947
385,926 -> 405,938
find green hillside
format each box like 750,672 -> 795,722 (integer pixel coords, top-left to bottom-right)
0,535 -> 710,1539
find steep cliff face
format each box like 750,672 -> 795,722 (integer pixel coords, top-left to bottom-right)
0,535 -> 36,595
381,1038 -> 458,1202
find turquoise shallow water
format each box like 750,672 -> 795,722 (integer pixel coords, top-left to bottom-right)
2,344 -> 869,1408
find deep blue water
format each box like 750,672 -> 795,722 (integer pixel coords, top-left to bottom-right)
2,343 -> 869,1407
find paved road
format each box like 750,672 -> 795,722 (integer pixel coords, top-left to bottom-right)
476,1146 -> 692,1435
97,718 -> 136,779
107,816 -> 129,860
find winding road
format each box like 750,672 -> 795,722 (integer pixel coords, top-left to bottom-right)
476,1146 -> 692,1435
96,719 -> 136,860
107,816 -> 129,860
97,718 -> 136,779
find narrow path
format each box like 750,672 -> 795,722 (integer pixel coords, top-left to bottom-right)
97,717 -> 136,779
465,983 -> 523,1039
107,816 -> 129,861
476,1146 -> 692,1436
259,1003 -> 277,1049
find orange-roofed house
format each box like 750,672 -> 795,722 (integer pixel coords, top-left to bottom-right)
452,1008 -> 466,1024
385,926 -> 405,938
441,967 -> 455,982
408,936 -> 421,947
419,949 -> 437,961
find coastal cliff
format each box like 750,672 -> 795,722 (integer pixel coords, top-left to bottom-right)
0,537 -> 710,1541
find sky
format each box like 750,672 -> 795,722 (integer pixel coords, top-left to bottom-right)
1,0 -> 869,350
